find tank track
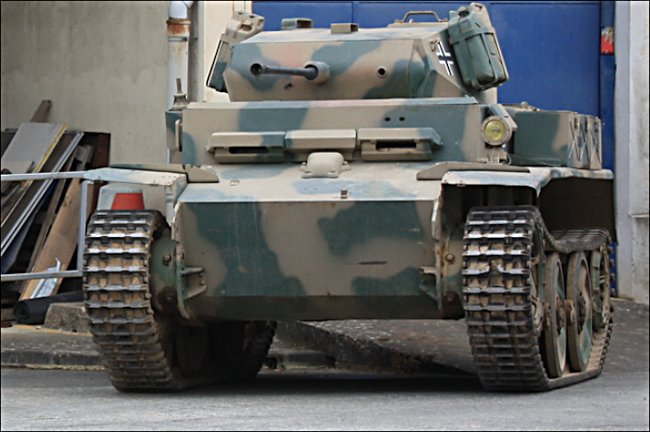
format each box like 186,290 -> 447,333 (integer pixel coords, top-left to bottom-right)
462,206 -> 612,391
84,211 -> 277,392
83,211 -> 180,391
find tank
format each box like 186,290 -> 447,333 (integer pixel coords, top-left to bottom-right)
82,2 -> 614,392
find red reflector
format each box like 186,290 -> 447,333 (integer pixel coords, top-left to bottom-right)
601,27 -> 615,55
111,193 -> 145,210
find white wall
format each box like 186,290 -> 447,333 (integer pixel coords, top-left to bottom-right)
615,1 -> 649,303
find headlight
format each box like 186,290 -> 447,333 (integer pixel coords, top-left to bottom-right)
481,116 -> 512,146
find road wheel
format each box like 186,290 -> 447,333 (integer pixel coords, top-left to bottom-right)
566,252 -> 593,372
590,248 -> 612,332
213,320 -> 277,380
541,252 -> 567,378
175,324 -> 213,378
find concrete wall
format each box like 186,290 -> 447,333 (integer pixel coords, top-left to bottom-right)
0,1 -> 169,164
615,1 -> 649,304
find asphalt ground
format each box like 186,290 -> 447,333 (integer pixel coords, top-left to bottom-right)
1,299 -> 648,430
1,358 -> 648,431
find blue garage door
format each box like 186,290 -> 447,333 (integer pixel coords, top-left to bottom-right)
253,1 -> 613,169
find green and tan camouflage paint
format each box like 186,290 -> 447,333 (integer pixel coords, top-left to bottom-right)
173,162 -> 440,320
224,26 -> 466,101
181,97 -> 484,166
509,107 -> 603,169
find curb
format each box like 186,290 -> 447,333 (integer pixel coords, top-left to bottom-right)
0,325 -> 103,370
266,345 -> 335,370
276,321 -> 472,376
1,348 -> 103,370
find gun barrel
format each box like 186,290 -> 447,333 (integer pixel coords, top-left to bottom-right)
250,63 -> 319,80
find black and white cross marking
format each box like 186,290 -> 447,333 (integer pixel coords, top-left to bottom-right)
436,42 -> 455,76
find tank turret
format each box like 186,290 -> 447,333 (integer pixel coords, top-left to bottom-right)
207,3 -> 508,101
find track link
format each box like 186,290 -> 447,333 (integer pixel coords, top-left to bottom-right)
462,206 -> 612,391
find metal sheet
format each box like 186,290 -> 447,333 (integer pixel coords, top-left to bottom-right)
0,122 -> 66,174
0,210 -> 36,274
1,132 -> 83,257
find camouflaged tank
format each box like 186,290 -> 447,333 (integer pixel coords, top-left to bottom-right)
82,2 -> 615,392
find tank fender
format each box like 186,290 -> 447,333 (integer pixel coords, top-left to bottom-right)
441,167 -> 613,194
84,168 -> 188,226
441,166 -> 615,238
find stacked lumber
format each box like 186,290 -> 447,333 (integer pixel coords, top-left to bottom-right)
0,100 -> 110,323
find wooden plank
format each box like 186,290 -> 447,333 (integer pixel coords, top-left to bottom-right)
0,130 -> 17,158
30,100 -> 52,122
28,143 -> 93,265
20,179 -> 83,300
84,132 -> 111,168
24,157 -> 75,272
52,181 -> 96,294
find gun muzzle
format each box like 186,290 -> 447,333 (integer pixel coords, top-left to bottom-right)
250,61 -> 330,84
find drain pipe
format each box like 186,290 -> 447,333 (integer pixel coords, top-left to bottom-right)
167,1 -> 194,109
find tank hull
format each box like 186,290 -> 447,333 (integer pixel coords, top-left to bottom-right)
174,163 -> 442,321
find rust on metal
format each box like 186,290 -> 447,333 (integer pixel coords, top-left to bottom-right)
167,19 -> 191,36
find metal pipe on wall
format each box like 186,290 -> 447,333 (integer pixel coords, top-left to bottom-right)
167,1 -> 194,109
